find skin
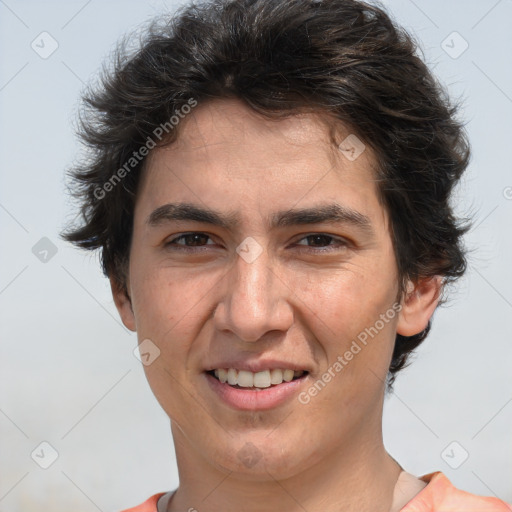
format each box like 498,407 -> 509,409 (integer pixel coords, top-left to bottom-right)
111,98 -> 441,512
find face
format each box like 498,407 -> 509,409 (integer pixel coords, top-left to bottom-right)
113,99 -> 439,480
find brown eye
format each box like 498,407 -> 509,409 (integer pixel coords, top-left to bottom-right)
301,235 -> 334,247
165,232 -> 214,249
294,234 -> 348,251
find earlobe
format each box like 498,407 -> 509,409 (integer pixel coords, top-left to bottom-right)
396,276 -> 442,337
109,276 -> 137,332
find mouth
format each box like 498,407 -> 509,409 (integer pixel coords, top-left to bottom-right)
206,368 -> 308,390
204,368 -> 309,410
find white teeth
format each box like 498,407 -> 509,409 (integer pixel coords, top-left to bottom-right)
283,369 -> 294,382
237,370 -> 254,387
218,368 -> 228,383
253,370 -> 271,388
211,368 -> 305,388
270,369 -> 283,384
227,368 -> 238,385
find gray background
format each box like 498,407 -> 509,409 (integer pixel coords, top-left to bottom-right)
0,0 -> 511,510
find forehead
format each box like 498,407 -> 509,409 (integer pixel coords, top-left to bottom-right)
154,99 -> 368,169
173,99 -> 336,149
137,98 -> 386,230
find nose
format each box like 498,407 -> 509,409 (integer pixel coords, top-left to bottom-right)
212,245 -> 294,343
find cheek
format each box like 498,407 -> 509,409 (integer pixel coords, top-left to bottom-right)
293,257 -> 400,398
128,263 -> 213,414
130,249 -> 184,324
131,272 -> 179,336
129,259 -> 224,354
295,261 -> 398,338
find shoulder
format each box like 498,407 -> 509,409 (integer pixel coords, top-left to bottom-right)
120,493 -> 167,512
401,472 -> 512,512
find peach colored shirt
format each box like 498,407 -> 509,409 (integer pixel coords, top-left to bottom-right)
121,471 -> 512,512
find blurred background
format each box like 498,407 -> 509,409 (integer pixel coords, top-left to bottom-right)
0,0 -> 511,510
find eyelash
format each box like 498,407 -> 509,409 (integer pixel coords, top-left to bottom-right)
164,232 -> 348,253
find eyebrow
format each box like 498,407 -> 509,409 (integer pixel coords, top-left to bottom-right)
147,202 -> 374,234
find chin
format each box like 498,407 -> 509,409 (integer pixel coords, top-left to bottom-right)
206,432 -> 321,481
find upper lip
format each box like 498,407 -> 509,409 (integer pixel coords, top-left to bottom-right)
205,359 -> 310,373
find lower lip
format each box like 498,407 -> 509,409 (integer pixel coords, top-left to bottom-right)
204,372 -> 308,411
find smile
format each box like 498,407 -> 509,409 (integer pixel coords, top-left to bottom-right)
204,368 -> 309,410
208,368 -> 307,389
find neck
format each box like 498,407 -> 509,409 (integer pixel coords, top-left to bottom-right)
168,425 -> 402,512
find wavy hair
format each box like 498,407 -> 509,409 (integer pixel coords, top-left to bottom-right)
62,0 -> 471,388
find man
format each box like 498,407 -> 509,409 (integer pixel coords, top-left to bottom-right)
62,0 -> 511,510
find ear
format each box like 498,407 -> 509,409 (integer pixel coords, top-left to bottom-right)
396,276 -> 442,336
110,276 -> 137,332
